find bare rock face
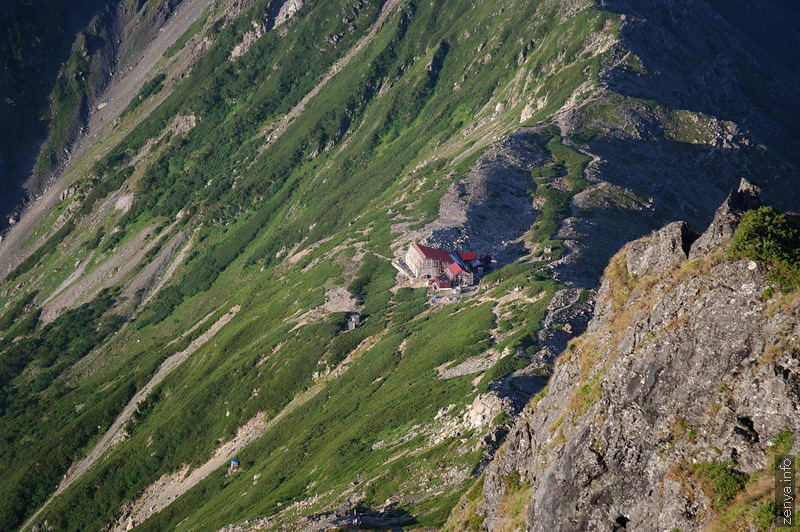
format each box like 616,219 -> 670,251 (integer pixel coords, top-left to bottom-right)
625,220 -> 695,277
688,178 -> 762,259
401,129 -> 546,266
274,0 -> 307,27
228,0 -> 308,60
464,393 -> 511,430
481,185 -> 800,531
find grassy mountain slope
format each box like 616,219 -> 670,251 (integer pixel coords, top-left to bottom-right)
0,0 -> 796,530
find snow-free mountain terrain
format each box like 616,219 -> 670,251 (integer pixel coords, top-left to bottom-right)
0,0 -> 798,530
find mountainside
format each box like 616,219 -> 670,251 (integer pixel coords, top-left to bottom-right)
0,0 -> 113,222
0,0 -> 200,228
475,181 -> 800,531
0,0 -> 797,530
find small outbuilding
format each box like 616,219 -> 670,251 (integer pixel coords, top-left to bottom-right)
432,276 -> 452,290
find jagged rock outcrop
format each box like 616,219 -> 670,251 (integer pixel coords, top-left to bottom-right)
481,184 -> 799,531
228,0 -> 308,59
274,0 -> 307,27
688,178 -> 762,259
625,220 -> 695,277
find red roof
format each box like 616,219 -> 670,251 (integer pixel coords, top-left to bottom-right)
414,244 -> 455,264
447,262 -> 468,276
458,252 -> 476,261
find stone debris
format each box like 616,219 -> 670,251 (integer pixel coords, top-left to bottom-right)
394,129 -> 546,267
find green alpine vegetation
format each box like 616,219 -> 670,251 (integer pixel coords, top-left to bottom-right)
729,206 -> 800,293
0,0 -> 624,527
0,0 -> 798,530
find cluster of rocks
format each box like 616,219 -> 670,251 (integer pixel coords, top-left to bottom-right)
419,129 -> 548,266
228,0 -> 308,59
533,287 -> 595,365
480,180 -> 799,530
221,499 -> 413,532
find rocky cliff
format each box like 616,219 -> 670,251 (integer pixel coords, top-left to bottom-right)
480,180 -> 800,531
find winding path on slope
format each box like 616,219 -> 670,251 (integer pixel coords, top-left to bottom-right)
111,329 -> 388,530
111,384 -> 317,530
22,306 -> 239,531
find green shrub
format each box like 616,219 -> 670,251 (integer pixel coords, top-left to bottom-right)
328,326 -> 370,365
136,285 -> 182,329
768,427 -> 794,472
120,73 -> 166,117
84,226 -> 105,250
694,462 -> 748,508
492,411 -> 512,428
0,291 -> 37,331
164,10 -> 209,58
751,502 -> 777,532
77,165 -> 134,217
478,354 -> 529,393
0,291 -> 123,391
729,206 -> 800,292
6,219 -> 75,282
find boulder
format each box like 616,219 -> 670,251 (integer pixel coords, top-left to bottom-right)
626,221 -> 695,277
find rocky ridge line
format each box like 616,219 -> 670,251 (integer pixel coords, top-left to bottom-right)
480,179 -> 800,531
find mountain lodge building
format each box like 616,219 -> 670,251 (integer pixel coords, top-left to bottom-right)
404,243 -> 488,288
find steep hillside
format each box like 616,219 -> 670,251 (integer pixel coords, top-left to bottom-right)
476,182 -> 800,531
0,0 -> 206,227
0,0 -> 114,222
0,0 -> 797,530
543,0 -> 800,287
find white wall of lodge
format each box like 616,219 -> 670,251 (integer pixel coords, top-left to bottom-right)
405,245 -> 441,278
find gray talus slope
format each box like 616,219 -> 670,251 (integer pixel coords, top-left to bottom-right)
0,0 -> 213,280
482,182 -> 800,530
0,0 -> 116,223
